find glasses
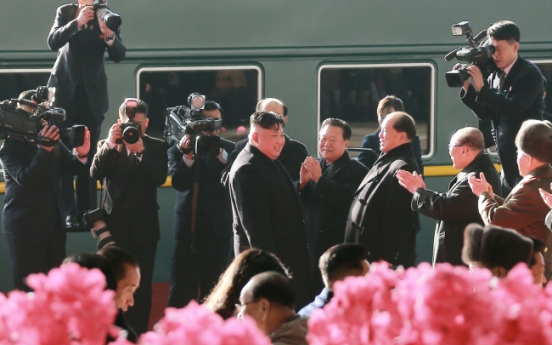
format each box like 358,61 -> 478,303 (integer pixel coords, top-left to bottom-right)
448,144 -> 463,149
235,300 -> 255,319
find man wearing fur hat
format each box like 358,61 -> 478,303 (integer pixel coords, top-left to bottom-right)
469,119 -> 552,275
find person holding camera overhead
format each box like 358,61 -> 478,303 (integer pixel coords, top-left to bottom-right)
458,20 -> 545,195
0,90 -> 91,291
167,100 -> 236,308
47,0 -> 126,228
91,99 -> 167,335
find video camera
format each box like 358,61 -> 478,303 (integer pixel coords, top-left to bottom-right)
165,93 -> 222,156
87,0 -> 121,31
0,86 -> 85,147
444,21 -> 498,87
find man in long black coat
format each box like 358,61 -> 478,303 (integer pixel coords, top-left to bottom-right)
1,123 -> 90,291
345,112 -> 419,268
47,0 -> 126,221
459,20 -> 544,195
167,101 -> 236,308
397,127 -> 501,266
298,118 -> 367,290
229,111 -> 313,308
91,99 -> 167,335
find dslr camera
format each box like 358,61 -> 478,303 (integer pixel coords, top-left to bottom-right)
165,93 -> 222,156
0,86 -> 85,147
444,21 -> 498,87
116,98 -> 142,144
87,0 -> 122,31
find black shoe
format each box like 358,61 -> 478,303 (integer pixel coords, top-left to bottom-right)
65,215 -> 80,229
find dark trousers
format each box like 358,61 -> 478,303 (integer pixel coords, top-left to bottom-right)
168,215 -> 232,308
4,226 -> 66,291
61,84 -> 102,216
116,236 -> 157,336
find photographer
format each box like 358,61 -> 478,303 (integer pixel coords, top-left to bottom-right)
47,0 -> 126,228
167,101 -> 236,308
458,20 -> 545,195
0,90 -> 90,291
90,99 -> 167,335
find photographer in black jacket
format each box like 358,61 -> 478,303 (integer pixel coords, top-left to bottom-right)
459,20 -> 544,195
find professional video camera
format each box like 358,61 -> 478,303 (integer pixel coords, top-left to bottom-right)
0,86 -> 85,147
444,21 -> 498,87
165,93 -> 222,156
116,98 -> 141,144
88,0 -> 122,31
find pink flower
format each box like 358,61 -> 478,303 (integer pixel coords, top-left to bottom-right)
138,301 -> 270,345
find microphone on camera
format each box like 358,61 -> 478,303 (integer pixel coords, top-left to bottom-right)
444,48 -> 459,62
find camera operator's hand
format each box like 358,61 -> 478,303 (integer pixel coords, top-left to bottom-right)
179,135 -> 194,160
98,17 -> 115,46
76,5 -> 95,29
125,137 -> 145,155
467,65 -> 485,92
40,125 -> 60,152
453,63 -> 472,91
107,120 -> 122,145
75,127 -> 91,158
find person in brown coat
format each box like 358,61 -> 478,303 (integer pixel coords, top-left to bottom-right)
469,119 -> 552,276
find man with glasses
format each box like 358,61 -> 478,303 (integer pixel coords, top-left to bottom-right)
396,127 -> 500,266
229,111 -> 313,309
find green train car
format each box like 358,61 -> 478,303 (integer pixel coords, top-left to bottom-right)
0,0 -> 550,291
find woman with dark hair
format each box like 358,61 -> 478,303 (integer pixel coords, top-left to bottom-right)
203,248 -> 290,319
63,253 -> 138,343
462,224 -> 533,278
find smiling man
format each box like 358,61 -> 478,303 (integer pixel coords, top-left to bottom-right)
459,20 -> 545,196
229,111 -> 313,309
298,118 -> 367,291
345,112 -> 419,268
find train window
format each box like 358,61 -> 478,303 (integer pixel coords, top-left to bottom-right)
0,70 -> 51,172
137,66 -> 261,142
318,64 -> 434,158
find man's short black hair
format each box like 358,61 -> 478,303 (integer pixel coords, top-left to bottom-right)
320,118 -> 352,140
63,252 -> 118,292
98,246 -> 139,283
202,100 -> 224,118
250,111 -> 285,130
488,20 -> 520,43
529,237 -> 546,267
249,271 -> 296,309
389,112 -> 416,141
319,244 -> 368,288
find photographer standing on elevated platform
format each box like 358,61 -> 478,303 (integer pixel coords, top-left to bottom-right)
167,100 -> 236,308
458,20 -> 544,195
47,0 -> 126,228
91,99 -> 167,335
0,90 -> 91,291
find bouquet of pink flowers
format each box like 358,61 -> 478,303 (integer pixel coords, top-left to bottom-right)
0,263 -> 116,345
308,262 -> 552,345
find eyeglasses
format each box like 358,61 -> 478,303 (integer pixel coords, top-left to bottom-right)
235,300 -> 256,319
448,144 -> 463,149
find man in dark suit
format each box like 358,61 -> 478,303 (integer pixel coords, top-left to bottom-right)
459,20 -> 544,195
0,97 -> 91,290
229,111 -> 313,308
223,98 -> 308,183
396,127 -> 501,266
47,0 -> 126,225
358,95 -> 424,173
345,112 -> 419,268
298,118 -> 367,290
91,99 -> 167,335
167,101 -> 236,308
298,243 -> 369,317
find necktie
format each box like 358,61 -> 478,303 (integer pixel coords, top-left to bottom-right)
499,70 -> 507,91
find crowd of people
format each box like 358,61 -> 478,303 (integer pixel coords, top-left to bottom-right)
1,9 -> 552,344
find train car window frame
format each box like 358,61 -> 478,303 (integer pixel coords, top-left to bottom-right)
136,66 -> 262,141
317,63 -> 435,159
